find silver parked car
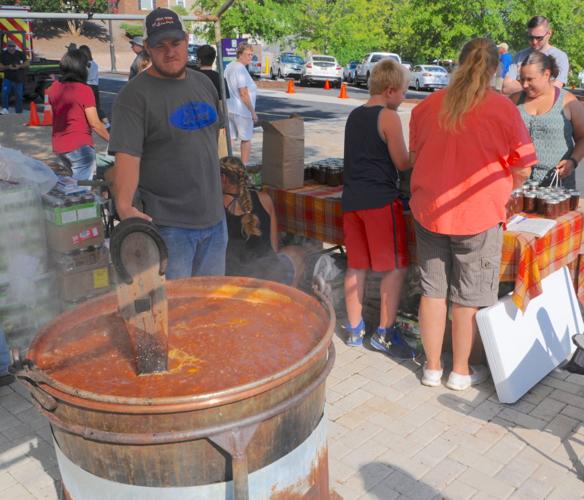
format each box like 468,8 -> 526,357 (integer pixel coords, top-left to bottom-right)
270,53 -> 304,80
343,60 -> 359,83
409,65 -> 449,91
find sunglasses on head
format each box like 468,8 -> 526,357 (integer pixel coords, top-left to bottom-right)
527,32 -> 549,42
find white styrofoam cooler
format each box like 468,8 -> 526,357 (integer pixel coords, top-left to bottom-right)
476,266 -> 583,404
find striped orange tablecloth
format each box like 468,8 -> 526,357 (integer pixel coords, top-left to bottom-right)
501,209 -> 584,310
264,182 -> 345,244
266,182 -> 584,311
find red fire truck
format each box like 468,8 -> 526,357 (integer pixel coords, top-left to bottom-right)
0,5 -> 60,99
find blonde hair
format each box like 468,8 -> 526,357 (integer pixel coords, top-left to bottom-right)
220,156 -> 261,239
236,42 -> 253,58
439,38 -> 499,132
369,59 -> 407,95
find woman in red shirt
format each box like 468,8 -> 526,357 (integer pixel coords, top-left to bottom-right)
409,38 -> 536,391
46,49 -> 109,180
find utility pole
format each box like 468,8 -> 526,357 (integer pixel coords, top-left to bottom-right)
107,0 -> 117,72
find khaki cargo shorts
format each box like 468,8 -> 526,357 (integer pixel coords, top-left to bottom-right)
414,221 -> 503,308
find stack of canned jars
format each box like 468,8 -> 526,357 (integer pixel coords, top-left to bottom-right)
304,158 -> 344,187
510,180 -> 580,219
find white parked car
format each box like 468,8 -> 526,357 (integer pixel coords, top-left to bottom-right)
300,55 -> 343,87
409,65 -> 449,91
355,52 -> 402,87
270,53 -> 304,80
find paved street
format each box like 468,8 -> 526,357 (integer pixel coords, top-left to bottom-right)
96,74 -> 427,123
1,87 -> 584,499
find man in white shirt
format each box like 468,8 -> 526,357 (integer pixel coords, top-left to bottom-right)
502,15 -> 569,95
224,43 -> 257,165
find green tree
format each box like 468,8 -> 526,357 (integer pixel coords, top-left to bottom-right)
505,0 -> 583,85
194,0 -> 584,81
197,0 -> 297,43
293,0 -> 391,64
387,0 -> 582,83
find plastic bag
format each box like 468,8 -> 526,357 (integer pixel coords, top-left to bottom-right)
312,253 -> 343,282
0,146 -> 57,194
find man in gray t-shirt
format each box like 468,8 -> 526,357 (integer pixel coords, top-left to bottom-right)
109,8 -> 227,279
503,15 -> 569,95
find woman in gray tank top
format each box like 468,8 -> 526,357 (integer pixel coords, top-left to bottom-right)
511,51 -> 584,189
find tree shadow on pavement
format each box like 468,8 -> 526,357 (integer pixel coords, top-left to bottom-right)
79,21 -> 110,43
31,20 -> 70,40
437,372 -> 584,484
0,384 -> 61,498
0,114 -> 59,162
33,20 -> 109,43
257,95 -> 344,122
358,462 -> 441,499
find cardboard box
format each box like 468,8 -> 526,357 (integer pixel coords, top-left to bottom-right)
261,116 -> 305,189
42,191 -> 99,226
54,247 -> 111,303
45,218 -> 104,253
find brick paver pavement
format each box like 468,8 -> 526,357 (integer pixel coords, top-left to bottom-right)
1,325 -> 584,499
1,94 -> 584,499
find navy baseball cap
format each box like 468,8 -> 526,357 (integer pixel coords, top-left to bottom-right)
144,8 -> 185,46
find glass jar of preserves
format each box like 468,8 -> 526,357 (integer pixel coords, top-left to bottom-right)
536,192 -> 548,215
545,199 -> 560,219
326,167 -> 343,187
561,194 -> 571,215
523,192 -> 537,213
314,167 -> 327,184
569,190 -> 580,211
511,190 -> 523,213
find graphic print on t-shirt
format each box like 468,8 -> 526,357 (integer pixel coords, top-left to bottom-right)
169,101 -> 217,131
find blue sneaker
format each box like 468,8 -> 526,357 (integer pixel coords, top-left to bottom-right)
345,319 -> 365,347
370,326 -> 418,360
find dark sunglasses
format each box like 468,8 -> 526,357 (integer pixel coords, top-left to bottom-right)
527,32 -> 549,42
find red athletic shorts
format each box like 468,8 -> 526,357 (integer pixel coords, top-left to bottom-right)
343,199 -> 409,272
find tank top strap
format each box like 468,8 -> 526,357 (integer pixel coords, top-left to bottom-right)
551,87 -> 565,111
250,190 -> 271,232
517,91 -> 527,106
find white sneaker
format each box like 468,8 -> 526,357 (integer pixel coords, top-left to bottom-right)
0,108 -> 8,115
446,364 -> 489,391
421,364 -> 443,387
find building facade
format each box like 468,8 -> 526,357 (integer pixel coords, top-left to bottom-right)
115,0 -> 198,15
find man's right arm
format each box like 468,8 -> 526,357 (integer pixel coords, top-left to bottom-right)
112,152 -> 151,221
502,77 -> 522,95
502,56 -> 522,95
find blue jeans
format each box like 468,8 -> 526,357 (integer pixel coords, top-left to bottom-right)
158,218 -> 228,279
0,327 -> 10,376
1,79 -> 24,113
58,145 -> 96,181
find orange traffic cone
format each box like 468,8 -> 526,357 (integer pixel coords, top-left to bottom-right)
324,80 -> 331,90
338,82 -> 348,99
286,79 -> 295,94
41,93 -> 53,126
27,101 -> 40,127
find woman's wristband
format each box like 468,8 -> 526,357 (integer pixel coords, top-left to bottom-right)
567,157 -> 578,169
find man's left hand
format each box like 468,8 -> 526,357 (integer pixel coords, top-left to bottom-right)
556,159 -> 576,178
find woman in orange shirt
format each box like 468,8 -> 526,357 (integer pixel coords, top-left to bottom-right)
409,38 -> 536,391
